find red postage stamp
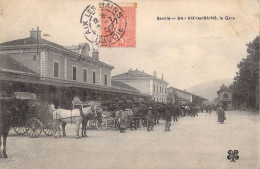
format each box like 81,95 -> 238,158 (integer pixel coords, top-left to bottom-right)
100,3 -> 136,47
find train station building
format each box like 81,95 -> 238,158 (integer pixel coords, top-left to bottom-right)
167,87 -> 207,106
0,29 -> 150,108
112,69 -> 168,103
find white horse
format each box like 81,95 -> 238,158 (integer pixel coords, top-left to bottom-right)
49,104 -> 94,138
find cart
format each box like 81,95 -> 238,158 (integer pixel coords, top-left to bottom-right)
0,92 -> 54,138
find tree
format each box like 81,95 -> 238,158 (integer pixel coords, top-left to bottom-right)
229,36 -> 259,110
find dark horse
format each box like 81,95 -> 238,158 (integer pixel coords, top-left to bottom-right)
60,106 -> 101,138
81,106 -> 102,137
0,106 -> 12,158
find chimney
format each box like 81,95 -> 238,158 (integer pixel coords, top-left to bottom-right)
92,51 -> 99,60
153,71 -> 157,78
30,28 -> 41,39
161,73 -> 164,80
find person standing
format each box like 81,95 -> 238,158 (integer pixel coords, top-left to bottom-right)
147,107 -> 154,131
119,107 -> 127,133
173,106 -> 178,122
126,107 -> 134,131
132,104 -> 141,129
165,104 -> 172,131
217,106 -> 226,124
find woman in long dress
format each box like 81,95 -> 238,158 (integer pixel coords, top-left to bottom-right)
217,106 -> 225,124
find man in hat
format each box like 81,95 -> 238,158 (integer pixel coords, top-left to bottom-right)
132,104 -> 139,129
165,104 -> 172,131
147,107 -> 154,131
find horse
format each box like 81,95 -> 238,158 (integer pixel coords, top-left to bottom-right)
113,110 -> 121,130
183,106 -> 191,116
0,103 -> 12,158
49,104 -> 95,138
81,106 -> 102,137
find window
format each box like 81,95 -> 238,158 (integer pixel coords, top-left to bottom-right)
223,93 -> 229,99
165,88 -> 167,94
154,85 -> 155,92
160,86 -> 161,93
53,61 -> 59,78
33,55 -> 37,61
83,69 -> 87,82
93,71 -> 96,84
72,66 -> 77,81
157,98 -> 158,102
157,86 -> 158,92
104,74 -> 108,86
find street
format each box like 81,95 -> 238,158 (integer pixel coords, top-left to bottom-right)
1,110 -> 259,169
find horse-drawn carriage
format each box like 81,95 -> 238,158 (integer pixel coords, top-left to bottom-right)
0,92 -> 54,138
72,97 -> 108,131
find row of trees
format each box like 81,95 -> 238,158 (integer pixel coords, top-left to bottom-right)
229,36 -> 259,110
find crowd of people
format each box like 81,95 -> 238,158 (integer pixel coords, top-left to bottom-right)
107,100 -> 201,133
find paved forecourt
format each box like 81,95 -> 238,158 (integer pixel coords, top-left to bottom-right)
0,110 -> 259,169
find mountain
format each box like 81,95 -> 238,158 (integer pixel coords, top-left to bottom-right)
186,78 -> 233,101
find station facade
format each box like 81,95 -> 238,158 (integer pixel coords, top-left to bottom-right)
0,29 -> 150,109
112,69 -> 168,103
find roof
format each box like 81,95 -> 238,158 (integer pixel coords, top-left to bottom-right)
0,37 -> 113,69
217,84 -> 233,94
0,55 -> 37,74
168,87 -> 207,101
176,96 -> 190,102
112,69 -> 152,79
111,80 -> 139,91
0,37 -> 65,49
167,90 -> 190,102
112,69 -> 168,84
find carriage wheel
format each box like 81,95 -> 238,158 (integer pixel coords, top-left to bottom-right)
87,120 -> 95,128
96,119 -> 107,131
13,120 -> 28,135
26,118 -> 42,138
43,122 -> 54,136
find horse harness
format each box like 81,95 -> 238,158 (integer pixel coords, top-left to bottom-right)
52,109 -> 75,124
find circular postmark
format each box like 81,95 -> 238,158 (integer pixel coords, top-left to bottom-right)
80,0 -> 127,47
80,5 -> 101,45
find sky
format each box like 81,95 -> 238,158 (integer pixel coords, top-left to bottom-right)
0,0 -> 259,90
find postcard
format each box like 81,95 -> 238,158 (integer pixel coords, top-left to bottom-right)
0,0 -> 259,169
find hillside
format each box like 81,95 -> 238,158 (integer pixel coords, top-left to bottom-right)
186,79 -> 233,101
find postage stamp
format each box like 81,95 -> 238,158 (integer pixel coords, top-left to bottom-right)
80,0 -> 136,48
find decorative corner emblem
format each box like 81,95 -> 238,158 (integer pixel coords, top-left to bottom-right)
227,150 -> 239,162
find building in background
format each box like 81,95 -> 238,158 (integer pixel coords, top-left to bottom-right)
167,87 -> 207,106
217,84 -> 233,110
112,68 -> 168,103
0,28 -> 150,108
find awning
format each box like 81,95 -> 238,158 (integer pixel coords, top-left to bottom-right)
0,71 -> 150,98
